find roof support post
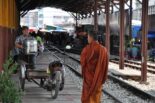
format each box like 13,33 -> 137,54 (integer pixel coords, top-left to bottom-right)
141,0 -> 148,83
129,0 -> 133,39
94,0 -> 98,33
76,13 -> 78,27
17,8 -> 20,28
111,5 -> 114,13
105,0 -> 110,54
119,0 -> 125,69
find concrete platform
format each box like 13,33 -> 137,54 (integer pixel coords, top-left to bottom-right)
110,55 -> 155,67
109,62 -> 155,97
109,62 -> 154,77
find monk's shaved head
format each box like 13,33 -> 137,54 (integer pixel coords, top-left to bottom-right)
87,30 -> 98,43
88,30 -> 98,40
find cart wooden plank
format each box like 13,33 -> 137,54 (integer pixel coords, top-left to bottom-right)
27,69 -> 48,79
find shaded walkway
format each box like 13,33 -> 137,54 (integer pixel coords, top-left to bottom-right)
22,72 -> 81,103
22,52 -> 81,103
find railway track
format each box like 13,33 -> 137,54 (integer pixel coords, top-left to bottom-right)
110,56 -> 155,69
47,45 -> 155,103
49,46 -> 155,69
63,49 -> 155,74
110,59 -> 155,74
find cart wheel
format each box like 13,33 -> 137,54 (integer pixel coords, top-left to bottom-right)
19,65 -> 26,91
51,71 -> 61,99
60,77 -> 65,91
51,80 -> 60,99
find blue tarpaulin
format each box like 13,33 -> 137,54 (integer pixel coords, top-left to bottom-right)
132,26 -> 155,38
132,26 -> 141,38
148,33 -> 155,38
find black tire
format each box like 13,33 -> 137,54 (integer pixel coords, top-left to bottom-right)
51,82 -> 60,99
59,77 -> 65,91
51,72 -> 61,99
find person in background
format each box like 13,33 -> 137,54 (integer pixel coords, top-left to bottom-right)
30,31 -> 44,53
36,34 -> 44,53
131,45 -> 138,60
150,47 -> 155,62
126,44 -> 131,59
80,30 -> 108,103
152,47 -> 155,62
15,26 -> 36,69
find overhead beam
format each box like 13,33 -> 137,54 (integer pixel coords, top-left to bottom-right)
20,10 -> 29,17
111,1 -> 119,9
125,2 -> 130,7
64,0 -> 91,11
137,0 -> 142,4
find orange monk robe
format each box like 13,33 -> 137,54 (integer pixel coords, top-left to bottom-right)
80,41 -> 109,103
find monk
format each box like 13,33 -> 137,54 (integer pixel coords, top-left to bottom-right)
80,31 -> 109,103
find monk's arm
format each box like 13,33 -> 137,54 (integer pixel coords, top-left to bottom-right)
80,47 -> 87,77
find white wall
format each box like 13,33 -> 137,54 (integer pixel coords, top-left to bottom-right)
42,7 -> 72,26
